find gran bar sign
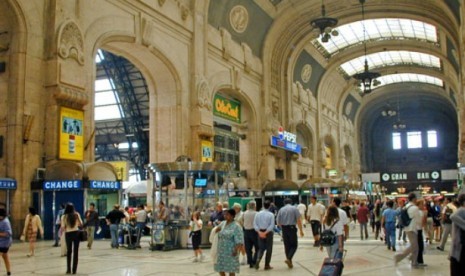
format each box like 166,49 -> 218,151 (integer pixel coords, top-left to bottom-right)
381,171 -> 441,182
213,94 -> 241,123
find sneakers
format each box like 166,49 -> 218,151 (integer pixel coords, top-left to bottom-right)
192,257 -> 199,263
200,254 -> 205,262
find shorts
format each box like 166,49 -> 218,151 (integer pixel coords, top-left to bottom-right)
191,230 -> 202,250
310,220 -> 321,236
0,247 -> 10,253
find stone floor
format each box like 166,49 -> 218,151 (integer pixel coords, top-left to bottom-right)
4,224 -> 451,275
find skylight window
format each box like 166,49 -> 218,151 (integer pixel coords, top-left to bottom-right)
340,51 -> 441,76
314,18 -> 438,55
375,73 -> 443,88
95,78 -> 123,121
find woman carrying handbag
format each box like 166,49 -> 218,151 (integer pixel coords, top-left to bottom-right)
61,203 -> 83,274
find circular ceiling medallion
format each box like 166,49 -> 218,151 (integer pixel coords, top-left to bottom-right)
301,64 -> 312,83
229,5 -> 249,33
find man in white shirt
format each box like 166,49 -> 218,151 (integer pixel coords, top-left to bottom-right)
332,197 -> 349,242
297,201 -> 307,227
394,193 -> 421,268
307,196 -> 325,246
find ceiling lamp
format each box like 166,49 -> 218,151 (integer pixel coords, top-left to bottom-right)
353,0 -> 380,94
310,0 -> 339,43
392,93 -> 406,130
381,105 -> 396,117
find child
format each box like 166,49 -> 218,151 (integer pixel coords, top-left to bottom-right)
189,211 -> 204,262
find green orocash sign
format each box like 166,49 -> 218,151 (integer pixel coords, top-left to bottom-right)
213,94 -> 241,123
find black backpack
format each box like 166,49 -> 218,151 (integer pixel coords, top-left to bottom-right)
320,220 -> 338,246
443,206 -> 453,224
398,205 -> 412,228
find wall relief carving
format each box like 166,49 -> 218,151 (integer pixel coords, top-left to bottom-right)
229,5 -> 249,33
196,77 -> 212,111
57,20 -> 84,65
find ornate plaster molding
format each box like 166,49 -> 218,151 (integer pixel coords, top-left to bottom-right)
53,85 -> 89,107
57,20 -> 85,65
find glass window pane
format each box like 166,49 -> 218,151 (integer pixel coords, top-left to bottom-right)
95,105 -> 121,121
407,131 -> 422,149
392,132 -> 401,150
427,130 -> 437,148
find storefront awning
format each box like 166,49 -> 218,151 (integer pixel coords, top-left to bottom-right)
262,179 -> 299,191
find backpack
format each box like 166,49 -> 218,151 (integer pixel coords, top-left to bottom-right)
320,220 -> 338,246
398,205 -> 412,228
443,206 -> 453,224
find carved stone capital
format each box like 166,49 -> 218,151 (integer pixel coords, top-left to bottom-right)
196,76 -> 212,111
53,85 -> 89,108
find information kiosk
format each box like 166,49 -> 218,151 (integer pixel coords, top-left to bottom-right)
147,161 -> 232,250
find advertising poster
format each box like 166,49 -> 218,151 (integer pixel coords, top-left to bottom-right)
201,140 -> 213,162
59,107 -> 84,160
108,161 -> 128,181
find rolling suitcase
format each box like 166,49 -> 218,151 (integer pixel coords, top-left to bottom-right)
318,249 -> 346,276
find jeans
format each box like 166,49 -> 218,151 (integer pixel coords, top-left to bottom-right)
394,231 -> 418,266
360,223 -> 368,239
65,231 -> 80,273
385,222 -> 396,248
136,222 -> 146,246
257,231 -> 273,267
439,223 -> 452,249
109,224 -> 119,248
281,225 -> 298,261
54,224 -> 61,245
326,236 -> 343,258
86,226 -> 95,248
243,229 -> 258,265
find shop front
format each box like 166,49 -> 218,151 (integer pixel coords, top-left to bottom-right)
0,178 -> 17,216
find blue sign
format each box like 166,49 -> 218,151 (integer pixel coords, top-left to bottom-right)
270,136 -> 302,154
0,179 -> 17,190
89,180 -> 121,190
43,180 -> 82,190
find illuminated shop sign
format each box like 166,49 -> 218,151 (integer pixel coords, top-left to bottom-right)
43,180 -> 82,190
270,126 -> 302,154
213,94 -> 241,123
381,171 -> 441,182
89,180 -> 121,190
0,179 -> 17,190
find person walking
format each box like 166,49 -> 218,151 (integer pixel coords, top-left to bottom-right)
381,200 -> 397,251
320,205 -> 344,259
84,202 -> 99,249
357,202 -> 369,240
307,196 -> 325,247
0,208 -> 12,276
276,198 -> 304,269
437,197 -> 457,251
134,204 -> 147,248
333,197 -> 349,241
416,199 -> 427,267
189,211 -> 204,262
449,193 -> 465,276
214,208 -> 244,276
241,201 -> 258,268
253,200 -> 275,270
22,207 -> 44,257
297,200 -> 307,227
396,199 -> 407,243
53,203 -> 65,247
394,193 -> 421,268
61,203 -> 83,274
105,204 -> 126,249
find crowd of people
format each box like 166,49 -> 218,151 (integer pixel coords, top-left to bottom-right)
0,192 -> 463,275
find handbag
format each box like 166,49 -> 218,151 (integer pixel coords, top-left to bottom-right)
78,229 -> 88,242
20,234 -> 25,242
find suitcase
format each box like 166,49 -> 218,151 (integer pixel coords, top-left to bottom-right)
318,250 -> 346,276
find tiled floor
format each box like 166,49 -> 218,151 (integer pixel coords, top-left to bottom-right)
4,225 -> 451,275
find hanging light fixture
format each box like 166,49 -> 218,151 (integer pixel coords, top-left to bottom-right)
381,104 -> 396,117
353,0 -> 380,94
310,0 -> 339,43
392,93 -> 406,130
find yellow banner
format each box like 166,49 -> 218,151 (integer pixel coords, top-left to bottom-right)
108,161 -> 128,181
201,140 -> 213,162
59,107 -> 84,161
